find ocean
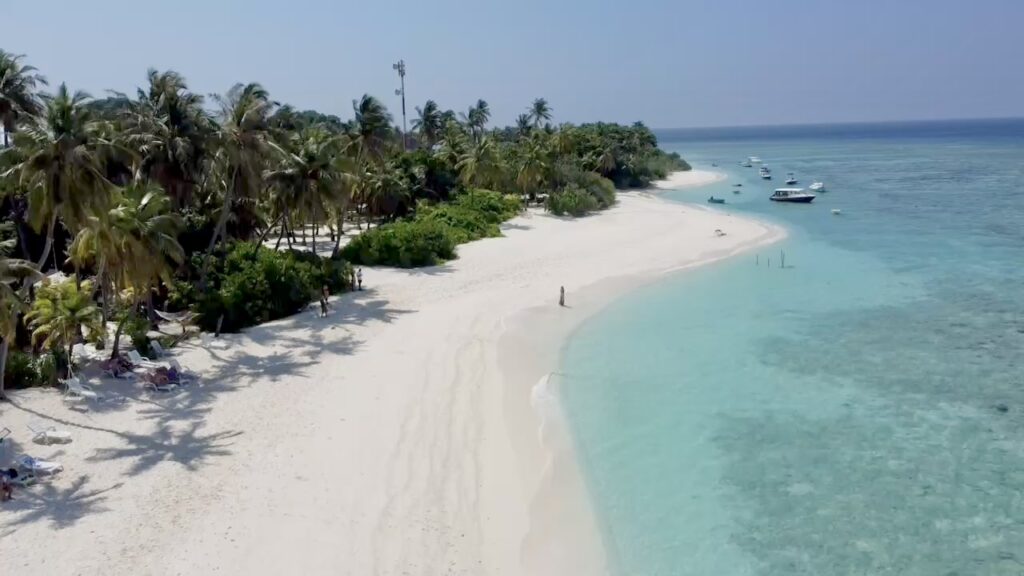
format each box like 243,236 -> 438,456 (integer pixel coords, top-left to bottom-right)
557,119 -> 1024,575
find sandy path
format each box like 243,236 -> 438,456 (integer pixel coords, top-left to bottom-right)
0,171 -> 783,575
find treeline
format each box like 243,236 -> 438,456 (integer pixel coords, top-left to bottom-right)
0,49 -> 686,394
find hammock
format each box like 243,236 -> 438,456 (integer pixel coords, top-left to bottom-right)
154,309 -> 196,324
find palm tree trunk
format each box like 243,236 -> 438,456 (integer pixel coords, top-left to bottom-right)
14,216 -> 31,260
285,214 -> 294,250
258,213 -> 285,249
35,213 -> 59,271
0,339 -> 9,400
109,312 -> 130,360
199,168 -> 238,290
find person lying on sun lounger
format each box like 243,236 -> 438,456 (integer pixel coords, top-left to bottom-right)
102,354 -> 134,378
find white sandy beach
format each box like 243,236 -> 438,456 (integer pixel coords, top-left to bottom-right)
0,170 -> 782,575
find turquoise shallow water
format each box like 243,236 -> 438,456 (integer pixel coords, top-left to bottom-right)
559,120 -> 1024,575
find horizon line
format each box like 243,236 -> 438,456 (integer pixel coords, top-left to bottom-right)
652,115 -> 1024,133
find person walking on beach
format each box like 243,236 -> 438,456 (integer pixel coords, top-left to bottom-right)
319,285 -> 329,317
559,286 -> 565,307
357,268 -> 363,291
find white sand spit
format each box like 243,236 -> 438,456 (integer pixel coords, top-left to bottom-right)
0,173 -> 782,575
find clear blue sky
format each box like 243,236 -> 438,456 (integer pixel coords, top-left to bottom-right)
5,0 -> 1023,128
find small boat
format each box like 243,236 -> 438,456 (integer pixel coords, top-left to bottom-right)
711,162 -> 718,167
770,188 -> 816,203
732,188 -> 741,194
785,172 -> 798,185
707,196 -> 726,204
831,208 -> 842,215
740,160 -> 752,168
809,182 -> 826,192
759,167 -> 772,180
749,156 -> 763,164
733,183 -> 743,187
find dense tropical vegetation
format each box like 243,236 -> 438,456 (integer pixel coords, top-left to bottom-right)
0,48 -> 687,394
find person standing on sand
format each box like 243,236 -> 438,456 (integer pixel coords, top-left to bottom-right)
357,268 -> 363,291
559,286 -> 565,307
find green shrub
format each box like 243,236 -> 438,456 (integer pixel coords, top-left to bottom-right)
547,185 -> 600,216
4,350 -> 40,389
576,172 -> 616,209
180,242 -> 353,333
124,314 -> 152,357
419,204 -> 499,244
36,353 -> 58,387
451,189 -> 521,223
341,219 -> 456,268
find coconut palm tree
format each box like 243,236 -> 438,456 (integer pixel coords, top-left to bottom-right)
0,50 -> 48,148
6,84 -> 116,270
0,224 -> 40,399
363,161 -> 409,221
529,98 -> 552,129
199,82 -> 277,287
25,278 -> 103,377
68,181 -> 183,334
456,137 -> 499,189
119,69 -> 212,208
412,100 -> 443,149
515,114 -> 532,136
264,127 -> 353,249
460,99 -> 490,140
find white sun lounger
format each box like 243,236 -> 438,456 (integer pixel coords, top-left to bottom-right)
150,340 -> 166,357
127,350 -> 160,368
17,455 -> 64,476
62,377 -> 102,401
27,422 -> 73,445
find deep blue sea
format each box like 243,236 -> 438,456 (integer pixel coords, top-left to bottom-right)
558,119 -> 1024,575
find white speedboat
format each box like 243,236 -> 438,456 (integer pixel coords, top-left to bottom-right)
831,208 -> 842,215
749,156 -> 763,164
809,182 -> 826,192
740,160 -> 752,168
759,166 -> 772,180
770,188 -> 816,203
785,172 -> 798,185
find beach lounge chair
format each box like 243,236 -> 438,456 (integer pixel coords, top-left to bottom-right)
17,455 -> 64,476
166,358 -> 198,382
27,422 -> 73,445
62,377 -> 103,402
151,340 -> 166,357
127,349 -> 160,368
142,371 -> 178,393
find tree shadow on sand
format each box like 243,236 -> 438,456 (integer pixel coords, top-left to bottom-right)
87,423 -> 242,475
2,474 -> 122,532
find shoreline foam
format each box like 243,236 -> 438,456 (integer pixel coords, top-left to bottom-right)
0,170 -> 784,575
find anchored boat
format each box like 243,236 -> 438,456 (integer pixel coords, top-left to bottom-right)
770,188 -> 816,203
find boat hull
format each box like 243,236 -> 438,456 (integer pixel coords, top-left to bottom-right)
770,196 -> 815,203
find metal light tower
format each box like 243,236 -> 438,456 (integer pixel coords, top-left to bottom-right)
393,59 -> 408,150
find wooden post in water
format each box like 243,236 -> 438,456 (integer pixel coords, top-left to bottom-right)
756,254 -> 759,266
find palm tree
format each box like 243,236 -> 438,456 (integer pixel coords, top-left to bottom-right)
0,224 -> 40,399
25,278 -> 103,377
347,95 -> 394,230
363,161 -> 409,221
456,137 -> 499,189
460,99 -> 490,139
529,98 -> 552,128
68,182 -> 183,340
515,114 -> 532,136
412,100 -> 443,149
200,82 -> 277,287
5,84 -> 115,270
0,50 -> 48,148
119,69 -> 212,208
264,127 -> 353,250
